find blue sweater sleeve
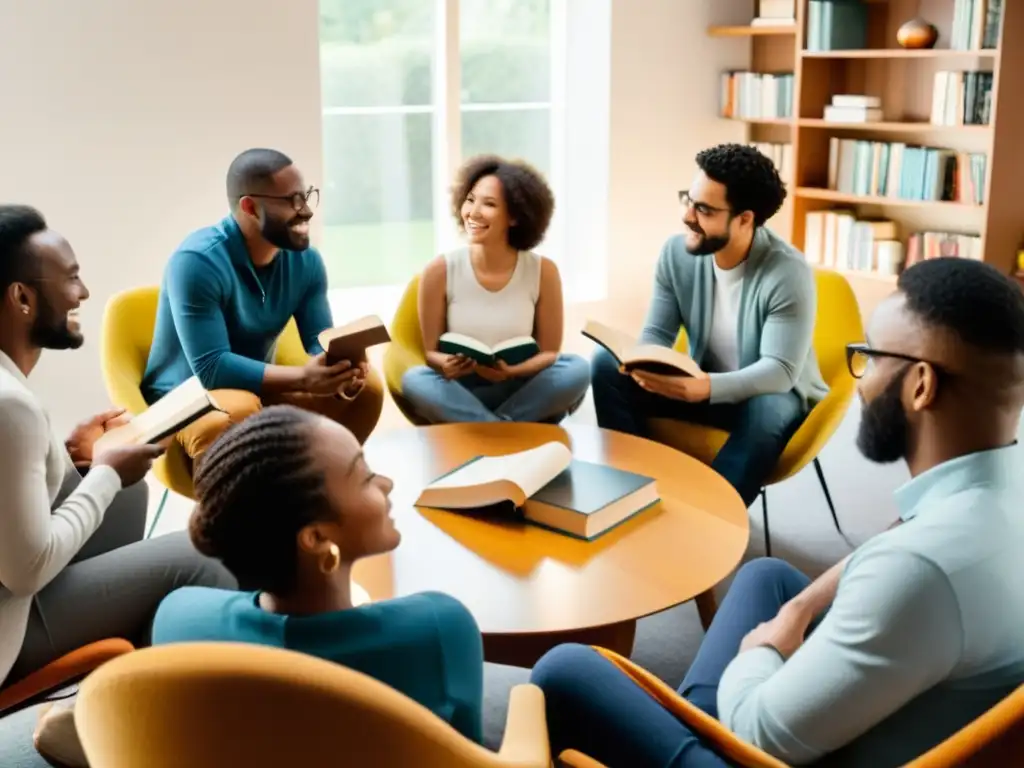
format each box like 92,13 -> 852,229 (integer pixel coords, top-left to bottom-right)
429,593 -> 485,744
639,238 -> 685,348
294,250 -> 333,355
165,250 -> 267,393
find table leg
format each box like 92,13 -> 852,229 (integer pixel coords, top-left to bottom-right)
483,620 -> 637,668
694,588 -> 718,631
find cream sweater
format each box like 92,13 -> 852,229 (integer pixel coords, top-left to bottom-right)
0,352 -> 121,685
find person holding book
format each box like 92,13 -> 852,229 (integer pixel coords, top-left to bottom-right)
532,257 -> 1024,767
151,405 -> 485,742
140,148 -> 384,462
591,143 -> 827,506
400,154 -> 590,424
0,205 -> 235,693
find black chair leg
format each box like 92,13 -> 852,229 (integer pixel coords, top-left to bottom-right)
814,457 -> 855,548
761,488 -> 771,557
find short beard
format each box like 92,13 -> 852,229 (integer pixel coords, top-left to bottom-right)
856,369 -> 909,464
260,212 -> 310,251
30,300 -> 83,350
684,221 -> 731,256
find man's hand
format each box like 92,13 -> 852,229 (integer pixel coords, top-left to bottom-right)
440,353 -> 477,380
93,443 -> 166,487
630,369 -> 711,403
66,407 -> 131,466
301,353 -> 361,396
739,601 -> 815,660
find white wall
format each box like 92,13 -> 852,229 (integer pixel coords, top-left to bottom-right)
0,0 -> 322,433
0,0 -> 751,433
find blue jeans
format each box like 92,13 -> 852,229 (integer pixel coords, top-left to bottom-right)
590,348 -> 805,506
400,354 -> 591,424
530,558 -> 811,768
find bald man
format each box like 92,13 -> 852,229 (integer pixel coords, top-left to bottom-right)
531,257 -> 1024,768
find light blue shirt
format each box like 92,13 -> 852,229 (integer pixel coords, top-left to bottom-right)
718,444 -> 1024,766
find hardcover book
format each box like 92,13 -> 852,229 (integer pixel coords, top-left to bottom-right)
582,320 -> 701,377
438,332 -> 539,366
318,315 -> 391,365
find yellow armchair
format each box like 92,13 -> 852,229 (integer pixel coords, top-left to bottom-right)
558,648 -> 1024,768
100,286 -> 328,506
76,642 -> 551,768
648,269 -> 864,555
382,275 -> 430,425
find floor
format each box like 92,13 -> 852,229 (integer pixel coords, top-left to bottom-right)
0,288 -> 916,763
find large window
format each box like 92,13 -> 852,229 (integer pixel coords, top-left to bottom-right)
319,0 -> 553,289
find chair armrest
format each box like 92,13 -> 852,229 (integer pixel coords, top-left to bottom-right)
497,683 -> 550,766
0,639 -> 134,714
559,749 -> 608,767
592,648 -> 788,768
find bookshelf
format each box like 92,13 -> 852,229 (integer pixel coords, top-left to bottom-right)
709,0 -> 1022,313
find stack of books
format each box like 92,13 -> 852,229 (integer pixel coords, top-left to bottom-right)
905,231 -> 983,267
822,94 -> 882,123
805,0 -> 868,51
930,71 -> 994,126
719,71 -> 794,120
752,0 -> 795,26
827,138 -> 987,205
751,142 -> 793,182
804,211 -> 903,275
950,0 -> 1002,50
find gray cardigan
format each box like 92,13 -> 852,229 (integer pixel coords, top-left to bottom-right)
640,227 -> 829,407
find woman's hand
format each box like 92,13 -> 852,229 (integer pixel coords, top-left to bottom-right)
439,353 -> 477,380
475,361 -> 514,382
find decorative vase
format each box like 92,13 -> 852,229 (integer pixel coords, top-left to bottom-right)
896,18 -> 939,49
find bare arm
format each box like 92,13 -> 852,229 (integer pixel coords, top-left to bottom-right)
506,257 -> 561,377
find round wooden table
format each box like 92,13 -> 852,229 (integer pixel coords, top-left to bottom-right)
352,422 -> 749,667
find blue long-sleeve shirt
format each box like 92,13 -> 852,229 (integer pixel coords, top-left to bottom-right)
152,588 -> 485,743
141,215 -> 333,402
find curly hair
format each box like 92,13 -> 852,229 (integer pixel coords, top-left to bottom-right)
695,143 -> 787,227
449,154 -> 554,251
898,257 -> 1024,356
189,405 -> 331,595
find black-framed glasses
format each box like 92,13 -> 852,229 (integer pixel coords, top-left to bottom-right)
846,342 -> 940,379
241,186 -> 320,212
678,190 -> 730,217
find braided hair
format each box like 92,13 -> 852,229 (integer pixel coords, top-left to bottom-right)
189,405 -> 332,595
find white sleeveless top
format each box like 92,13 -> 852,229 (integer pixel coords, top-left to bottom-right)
444,248 -> 541,348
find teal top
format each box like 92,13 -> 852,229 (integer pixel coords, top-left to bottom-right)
718,444 -> 1024,766
140,216 -> 333,402
641,227 -> 828,407
152,589 -> 484,743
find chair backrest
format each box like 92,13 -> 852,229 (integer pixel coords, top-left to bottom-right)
383,274 -> 427,393
99,286 -> 160,415
75,642 -> 539,768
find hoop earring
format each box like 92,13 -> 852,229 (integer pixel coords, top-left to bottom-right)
320,543 -> 341,574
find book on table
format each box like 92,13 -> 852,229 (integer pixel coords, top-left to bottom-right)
414,441 -> 660,541
318,315 -> 391,365
92,377 -> 221,453
582,320 -> 702,377
437,332 -> 540,366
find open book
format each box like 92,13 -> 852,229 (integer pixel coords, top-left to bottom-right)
438,332 -> 539,367
318,315 -> 391,365
93,377 -> 221,453
415,442 -> 659,540
582,320 -> 702,377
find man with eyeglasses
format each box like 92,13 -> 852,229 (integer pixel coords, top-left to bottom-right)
532,256 -> 1024,767
141,148 -> 383,461
590,143 -> 827,508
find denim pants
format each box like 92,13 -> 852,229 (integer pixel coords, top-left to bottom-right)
400,353 -> 591,424
590,348 -> 806,506
530,558 -> 811,768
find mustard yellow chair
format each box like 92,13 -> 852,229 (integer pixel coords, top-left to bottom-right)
382,274 -> 430,425
558,647 -> 1024,768
75,642 -> 551,768
100,287 -> 313,514
648,269 -> 863,556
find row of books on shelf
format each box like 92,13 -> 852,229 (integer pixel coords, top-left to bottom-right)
719,72 -> 793,120
950,0 -> 1002,50
931,71 -> 993,127
827,138 -> 986,205
804,209 -> 982,275
750,141 -> 793,183
805,0 -> 867,52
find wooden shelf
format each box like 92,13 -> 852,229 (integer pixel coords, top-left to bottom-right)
708,25 -> 796,37
795,188 -> 983,210
797,119 -> 991,133
801,48 -> 998,59
722,117 -> 794,126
